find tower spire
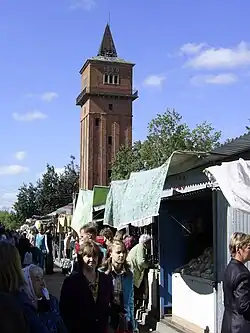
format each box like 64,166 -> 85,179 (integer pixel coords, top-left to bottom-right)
97,24 -> 117,58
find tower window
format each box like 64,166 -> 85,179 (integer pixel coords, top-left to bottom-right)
113,75 -> 119,84
108,136 -> 112,145
95,118 -> 100,126
103,74 -> 120,85
108,104 -> 113,110
104,74 -> 109,84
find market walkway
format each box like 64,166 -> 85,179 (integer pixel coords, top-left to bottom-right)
45,266 -> 65,299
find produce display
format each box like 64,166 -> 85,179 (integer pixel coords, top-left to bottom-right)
174,247 -> 214,280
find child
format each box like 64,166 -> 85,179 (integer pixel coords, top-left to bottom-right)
101,240 -> 137,333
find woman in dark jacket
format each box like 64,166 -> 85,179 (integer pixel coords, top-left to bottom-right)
59,240 -> 113,333
221,232 -> 250,333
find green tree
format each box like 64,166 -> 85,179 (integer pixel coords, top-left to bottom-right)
35,164 -> 61,216
13,183 -> 39,223
111,141 -> 144,180
111,108 -> 221,180
13,156 -> 80,220
57,155 -> 80,207
0,210 -> 19,230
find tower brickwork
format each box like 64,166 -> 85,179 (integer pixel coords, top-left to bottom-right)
76,24 -> 138,189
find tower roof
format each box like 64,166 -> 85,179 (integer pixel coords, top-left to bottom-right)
97,24 -> 117,58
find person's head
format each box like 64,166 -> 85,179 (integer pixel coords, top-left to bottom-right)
139,234 -> 152,249
79,223 -> 97,244
23,264 -> 46,301
100,227 -> 114,247
114,230 -> 124,241
229,232 -> 250,263
38,225 -> 44,234
0,241 -> 25,293
124,235 -> 136,251
0,292 -> 29,333
102,240 -> 129,273
78,240 -> 102,272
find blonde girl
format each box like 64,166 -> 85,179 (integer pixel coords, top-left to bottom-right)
101,240 -> 137,333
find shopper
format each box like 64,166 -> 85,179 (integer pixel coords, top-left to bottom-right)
0,241 -> 50,333
22,264 -> 67,333
221,232 -> 250,333
101,239 -> 137,332
127,234 -> 152,312
59,240 -> 112,333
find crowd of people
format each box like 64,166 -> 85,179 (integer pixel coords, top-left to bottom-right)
0,222 -> 153,333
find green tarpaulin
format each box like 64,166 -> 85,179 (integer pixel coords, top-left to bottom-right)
104,160 -> 170,229
93,185 -> 109,207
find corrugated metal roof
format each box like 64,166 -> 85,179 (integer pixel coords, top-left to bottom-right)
211,132 -> 250,157
167,133 -> 250,177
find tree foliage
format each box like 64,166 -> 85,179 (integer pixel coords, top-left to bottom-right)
111,108 -> 221,180
13,156 -> 79,223
0,210 -> 19,230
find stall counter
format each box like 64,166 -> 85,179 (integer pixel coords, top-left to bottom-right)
172,273 -> 216,333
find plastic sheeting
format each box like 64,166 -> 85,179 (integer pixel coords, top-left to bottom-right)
204,158 -> 250,214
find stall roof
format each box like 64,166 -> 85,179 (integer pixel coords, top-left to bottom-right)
166,133 -> 250,178
211,132 -> 250,157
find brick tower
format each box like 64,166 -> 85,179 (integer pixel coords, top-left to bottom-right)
76,24 -> 138,189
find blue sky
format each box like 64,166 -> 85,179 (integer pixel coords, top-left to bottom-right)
1,0 -> 250,209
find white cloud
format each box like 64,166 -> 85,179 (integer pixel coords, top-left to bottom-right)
12,110 -> 47,122
0,165 -> 29,176
15,151 -> 26,161
0,191 -> 17,209
41,92 -> 58,102
69,0 -> 96,10
180,43 -> 206,55
143,75 -> 166,87
190,73 -> 237,86
26,91 -> 58,102
186,41 -> 250,69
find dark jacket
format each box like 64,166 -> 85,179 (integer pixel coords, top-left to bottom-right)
15,290 -> 50,333
59,270 -> 113,333
221,259 -> 250,333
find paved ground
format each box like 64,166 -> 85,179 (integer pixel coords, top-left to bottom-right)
45,266 -> 65,299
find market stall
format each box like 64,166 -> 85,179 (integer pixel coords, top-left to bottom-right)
158,181 -> 216,332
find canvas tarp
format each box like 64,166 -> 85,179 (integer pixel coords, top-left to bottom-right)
71,189 -> 93,234
103,180 -> 128,228
104,160 -> 170,229
204,158 -> 250,214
